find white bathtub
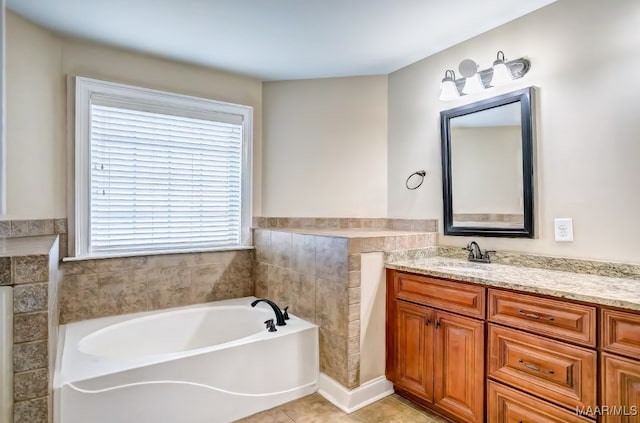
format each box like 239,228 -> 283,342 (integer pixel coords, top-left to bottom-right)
54,297 -> 319,423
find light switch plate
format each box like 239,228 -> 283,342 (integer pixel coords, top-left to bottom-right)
554,218 -> 574,242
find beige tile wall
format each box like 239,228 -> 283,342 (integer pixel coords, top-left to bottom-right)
253,217 -> 437,232
59,249 -> 254,324
254,228 -> 437,389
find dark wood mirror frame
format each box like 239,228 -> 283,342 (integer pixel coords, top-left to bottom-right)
440,87 -> 535,238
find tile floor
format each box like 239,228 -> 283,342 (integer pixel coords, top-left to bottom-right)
236,393 -> 449,423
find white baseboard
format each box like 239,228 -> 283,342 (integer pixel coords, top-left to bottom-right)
317,373 -> 393,414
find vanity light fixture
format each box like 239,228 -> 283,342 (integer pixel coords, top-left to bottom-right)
438,51 -> 530,100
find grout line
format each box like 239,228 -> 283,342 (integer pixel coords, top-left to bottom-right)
281,410 -> 296,423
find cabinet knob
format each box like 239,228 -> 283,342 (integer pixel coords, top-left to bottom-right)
435,320 -> 440,329
424,317 -> 431,326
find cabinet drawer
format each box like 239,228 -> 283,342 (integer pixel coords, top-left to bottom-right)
602,308 -> 640,358
394,272 -> 485,318
488,324 -> 597,410
488,289 -> 596,347
488,381 -> 593,423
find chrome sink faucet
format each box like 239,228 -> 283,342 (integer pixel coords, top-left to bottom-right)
466,241 -> 496,263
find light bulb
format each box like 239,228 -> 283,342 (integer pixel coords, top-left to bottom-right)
491,51 -> 513,86
439,70 -> 460,101
462,73 -> 484,95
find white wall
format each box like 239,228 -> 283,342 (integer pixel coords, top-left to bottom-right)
262,76 -> 388,217
0,0 -> 6,214
6,13 -> 64,219
388,0 -> 640,263
5,11 -> 263,219
359,252 -> 386,385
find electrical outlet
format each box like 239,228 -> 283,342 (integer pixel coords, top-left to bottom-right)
554,218 -> 574,242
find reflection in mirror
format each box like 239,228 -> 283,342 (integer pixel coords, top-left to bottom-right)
440,87 -> 534,237
450,102 -> 523,228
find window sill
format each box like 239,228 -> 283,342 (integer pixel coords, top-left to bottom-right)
62,245 -> 255,262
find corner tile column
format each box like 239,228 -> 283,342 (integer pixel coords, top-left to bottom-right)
10,241 -> 59,423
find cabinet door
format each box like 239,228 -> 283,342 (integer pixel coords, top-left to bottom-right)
601,353 -> 640,423
434,310 -> 485,423
395,300 -> 434,402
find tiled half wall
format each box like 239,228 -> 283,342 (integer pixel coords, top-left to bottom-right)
59,250 -> 254,324
253,217 -> 437,232
253,227 -> 437,389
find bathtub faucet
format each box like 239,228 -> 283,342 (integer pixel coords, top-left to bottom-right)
251,299 -> 287,326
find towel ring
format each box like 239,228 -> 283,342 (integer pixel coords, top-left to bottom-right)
405,170 -> 426,190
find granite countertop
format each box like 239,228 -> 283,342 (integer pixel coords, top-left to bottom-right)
267,228 -> 423,238
0,235 -> 58,257
387,256 -> 640,311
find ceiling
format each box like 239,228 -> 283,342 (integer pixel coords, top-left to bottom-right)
7,0 -> 557,81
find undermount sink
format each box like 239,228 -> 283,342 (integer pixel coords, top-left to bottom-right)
429,264 -> 492,274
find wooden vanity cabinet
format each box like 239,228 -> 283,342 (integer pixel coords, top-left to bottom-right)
388,268 -> 640,423
601,308 -> 640,423
387,270 -> 485,423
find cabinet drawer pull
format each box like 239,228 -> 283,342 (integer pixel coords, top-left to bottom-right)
435,320 -> 440,329
518,309 -> 554,321
424,317 -> 431,326
518,359 -> 554,374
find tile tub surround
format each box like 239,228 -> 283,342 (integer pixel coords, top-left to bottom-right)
386,256 -> 640,312
252,217 -> 438,232
436,246 -> 640,280
253,228 -> 437,389
0,235 -> 59,423
58,249 -> 254,324
0,219 -> 68,261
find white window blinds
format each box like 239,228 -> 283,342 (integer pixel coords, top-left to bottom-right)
86,96 -> 245,256
75,77 -> 252,258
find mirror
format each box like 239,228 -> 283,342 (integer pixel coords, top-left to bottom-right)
440,87 -> 534,237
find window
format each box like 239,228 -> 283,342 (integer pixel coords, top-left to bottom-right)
73,77 -> 252,258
